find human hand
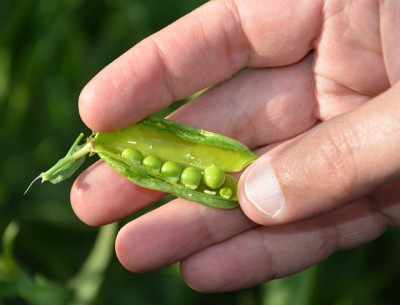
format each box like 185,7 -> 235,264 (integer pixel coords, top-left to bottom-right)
70,0 -> 400,292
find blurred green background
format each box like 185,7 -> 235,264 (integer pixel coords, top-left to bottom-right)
1,0 -> 399,304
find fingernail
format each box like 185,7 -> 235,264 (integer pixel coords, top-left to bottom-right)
244,159 -> 284,217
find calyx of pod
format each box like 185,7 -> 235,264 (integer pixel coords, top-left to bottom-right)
26,116 -> 257,209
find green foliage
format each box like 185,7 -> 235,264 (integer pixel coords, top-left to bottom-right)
0,221 -> 116,305
0,0 -> 399,304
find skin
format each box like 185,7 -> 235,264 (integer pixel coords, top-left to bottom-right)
70,0 -> 400,292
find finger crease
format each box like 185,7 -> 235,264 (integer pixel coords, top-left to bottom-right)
147,37 -> 179,103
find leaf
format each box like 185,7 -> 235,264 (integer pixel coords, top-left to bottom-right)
0,221 -> 72,305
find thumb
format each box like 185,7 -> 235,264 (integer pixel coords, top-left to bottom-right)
238,81 -> 400,225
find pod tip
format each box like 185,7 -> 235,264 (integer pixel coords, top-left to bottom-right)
23,174 -> 43,195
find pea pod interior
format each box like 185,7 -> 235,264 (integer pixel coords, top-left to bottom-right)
93,116 -> 256,173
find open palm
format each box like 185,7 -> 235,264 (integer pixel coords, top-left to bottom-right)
71,0 -> 400,291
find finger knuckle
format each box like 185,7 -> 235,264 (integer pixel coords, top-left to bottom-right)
313,120 -> 361,198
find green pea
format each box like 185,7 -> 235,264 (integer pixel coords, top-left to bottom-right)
142,155 -> 162,172
180,167 -> 202,190
203,165 -> 225,189
161,160 -> 183,182
219,187 -> 233,200
121,148 -> 143,164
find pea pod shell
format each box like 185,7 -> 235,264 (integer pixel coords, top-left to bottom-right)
93,116 -> 257,173
96,148 -> 239,209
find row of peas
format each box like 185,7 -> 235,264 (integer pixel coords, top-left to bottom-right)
121,148 -> 233,199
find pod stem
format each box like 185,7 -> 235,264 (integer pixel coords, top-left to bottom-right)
41,134 -> 92,181
24,133 -> 94,194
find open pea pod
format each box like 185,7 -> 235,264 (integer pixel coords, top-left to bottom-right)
27,116 -> 257,209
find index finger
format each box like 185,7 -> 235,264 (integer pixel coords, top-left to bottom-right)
79,0 -> 322,131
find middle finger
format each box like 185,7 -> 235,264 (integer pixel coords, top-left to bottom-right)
169,53 -> 317,148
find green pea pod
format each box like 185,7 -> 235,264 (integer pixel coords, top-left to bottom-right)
26,116 -> 257,209
94,116 -> 256,172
